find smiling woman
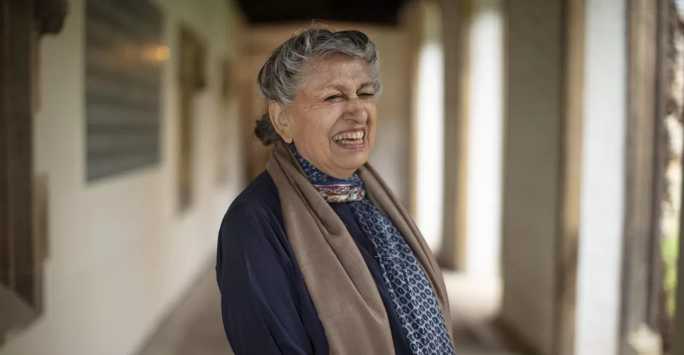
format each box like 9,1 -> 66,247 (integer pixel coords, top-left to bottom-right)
267,54 -> 379,178
216,28 -> 456,355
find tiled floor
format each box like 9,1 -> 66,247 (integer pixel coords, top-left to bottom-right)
137,264 -> 520,355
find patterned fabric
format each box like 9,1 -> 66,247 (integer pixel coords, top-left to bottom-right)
288,144 -> 366,203
289,144 -> 456,355
313,184 -> 366,203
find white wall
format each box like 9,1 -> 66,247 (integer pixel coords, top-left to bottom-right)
0,0 -> 242,354
464,0 -> 503,277
414,1 -> 445,252
574,0 -> 627,354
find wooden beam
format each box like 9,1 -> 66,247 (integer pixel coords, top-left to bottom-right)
620,0 -> 660,352
0,0 -> 10,288
554,0 -> 585,354
0,0 -> 64,344
0,0 -> 34,303
1,0 -> 36,345
8,0 -> 36,307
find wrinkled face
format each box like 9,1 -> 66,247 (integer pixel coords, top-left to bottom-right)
273,54 -> 379,179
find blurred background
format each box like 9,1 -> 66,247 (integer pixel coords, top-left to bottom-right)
1,0 -> 683,354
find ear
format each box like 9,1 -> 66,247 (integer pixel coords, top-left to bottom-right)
268,101 -> 293,143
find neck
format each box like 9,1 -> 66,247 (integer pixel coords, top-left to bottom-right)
321,168 -> 354,180
288,143 -> 359,185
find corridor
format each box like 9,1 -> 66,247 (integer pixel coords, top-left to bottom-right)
136,265 -> 518,355
1,0 -> 683,354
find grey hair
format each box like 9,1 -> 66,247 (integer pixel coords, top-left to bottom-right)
254,27 -> 381,145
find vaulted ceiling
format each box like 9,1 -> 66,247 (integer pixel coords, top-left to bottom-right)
233,0 -> 409,25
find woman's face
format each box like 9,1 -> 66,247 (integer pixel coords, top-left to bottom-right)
279,54 -> 379,179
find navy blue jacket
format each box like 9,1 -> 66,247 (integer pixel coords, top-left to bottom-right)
216,172 -> 412,355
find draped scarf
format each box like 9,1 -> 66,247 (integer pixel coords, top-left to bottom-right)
266,141 -> 455,355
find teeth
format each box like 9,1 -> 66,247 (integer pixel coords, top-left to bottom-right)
333,130 -> 365,142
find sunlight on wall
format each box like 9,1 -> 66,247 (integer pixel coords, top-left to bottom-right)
575,0 -> 626,353
414,5 -> 444,253
465,0 -> 503,277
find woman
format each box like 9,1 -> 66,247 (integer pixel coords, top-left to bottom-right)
216,28 -> 456,355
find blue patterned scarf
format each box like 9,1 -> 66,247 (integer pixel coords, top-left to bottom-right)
289,144 -> 456,355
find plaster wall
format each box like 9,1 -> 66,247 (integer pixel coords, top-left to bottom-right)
500,0 -> 564,353
0,1 -> 241,354
574,0 -> 627,353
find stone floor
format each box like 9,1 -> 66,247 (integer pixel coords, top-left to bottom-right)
136,265 -> 521,355
443,272 -> 520,355
136,266 -> 233,355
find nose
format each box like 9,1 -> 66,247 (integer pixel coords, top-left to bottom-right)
344,97 -> 368,124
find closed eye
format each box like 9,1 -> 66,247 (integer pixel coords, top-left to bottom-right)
358,92 -> 376,98
324,94 -> 344,102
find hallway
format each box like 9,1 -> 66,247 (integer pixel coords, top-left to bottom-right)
136,264 -> 519,355
2,0 -> 684,354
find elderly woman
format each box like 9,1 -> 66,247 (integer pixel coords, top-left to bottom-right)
216,28 -> 455,355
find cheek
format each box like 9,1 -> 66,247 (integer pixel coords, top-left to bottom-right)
307,108 -> 340,139
364,103 -> 378,122
295,116 -> 333,150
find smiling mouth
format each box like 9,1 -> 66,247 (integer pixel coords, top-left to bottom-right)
332,129 -> 366,148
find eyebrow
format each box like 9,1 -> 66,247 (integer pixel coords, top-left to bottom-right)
358,82 -> 378,90
322,81 -> 379,92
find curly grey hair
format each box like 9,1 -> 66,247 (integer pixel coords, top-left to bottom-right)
254,28 -> 381,145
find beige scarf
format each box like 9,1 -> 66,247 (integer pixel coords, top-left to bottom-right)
266,141 -> 454,355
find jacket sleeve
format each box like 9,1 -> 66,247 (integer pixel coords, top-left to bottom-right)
215,201 -> 317,355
